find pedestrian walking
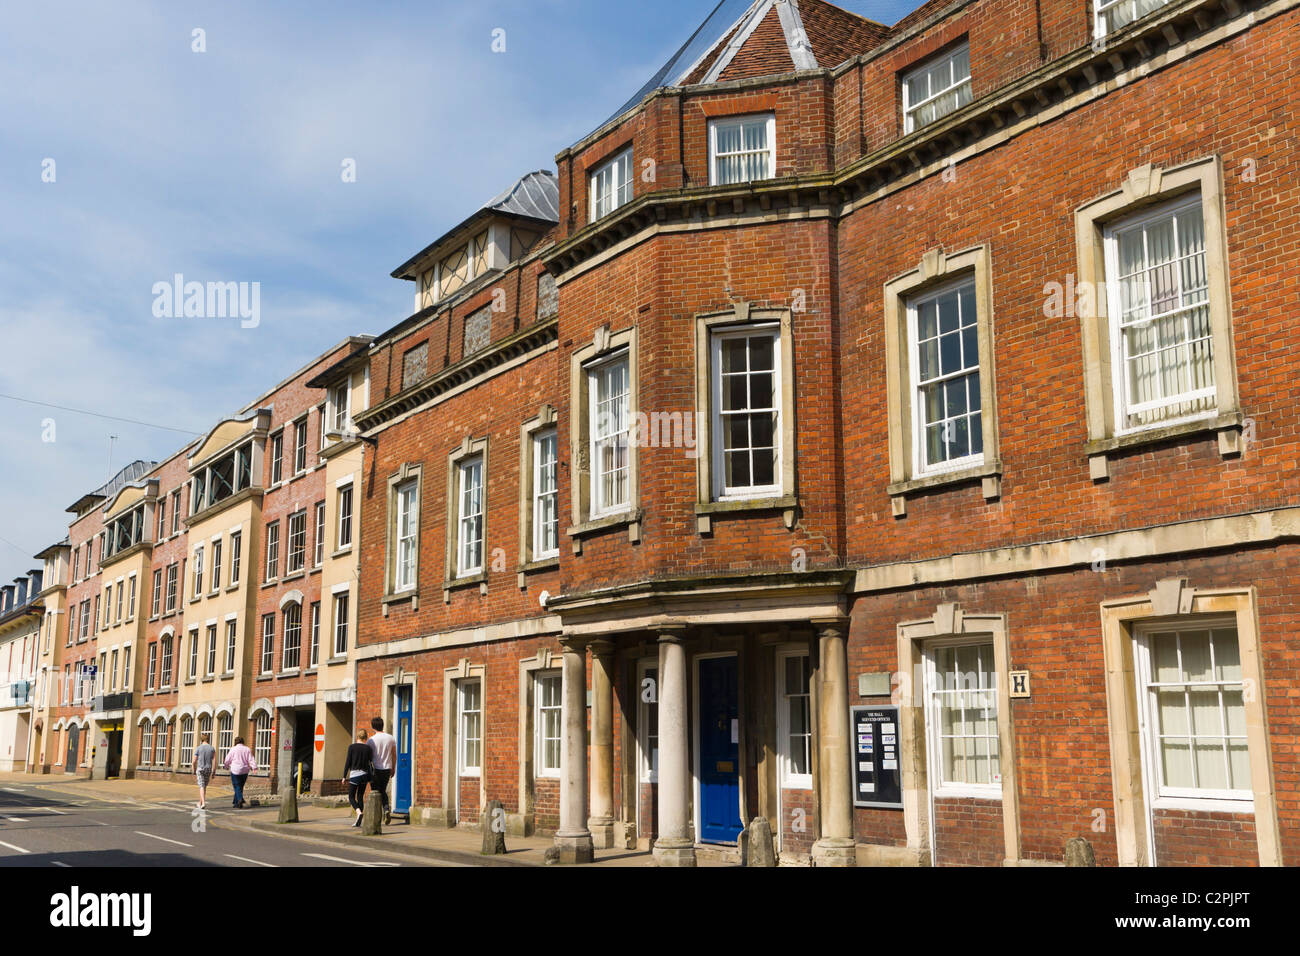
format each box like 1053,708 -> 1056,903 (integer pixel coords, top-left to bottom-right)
194,733 -> 216,810
223,736 -> 257,808
367,717 -> 397,825
343,730 -> 373,827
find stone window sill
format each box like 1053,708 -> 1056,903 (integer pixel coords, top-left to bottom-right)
567,509 -> 643,554
888,460 -> 1003,517
516,556 -> 559,588
444,572 -> 488,602
695,495 -> 798,533
1085,411 -> 1244,481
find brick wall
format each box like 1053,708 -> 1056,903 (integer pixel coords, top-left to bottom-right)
934,797 -> 1005,866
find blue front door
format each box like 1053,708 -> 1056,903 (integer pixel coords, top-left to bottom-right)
698,656 -> 742,844
395,686 -> 413,814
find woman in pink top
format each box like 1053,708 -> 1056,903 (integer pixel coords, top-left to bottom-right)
223,736 -> 258,809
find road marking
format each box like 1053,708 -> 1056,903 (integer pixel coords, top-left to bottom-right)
2,787 -> 28,794
301,853 -> 400,867
52,861 -> 70,868
224,854 -> 277,867
4,817 -> 29,823
0,840 -> 30,854
0,807 -> 66,815
134,831 -> 193,848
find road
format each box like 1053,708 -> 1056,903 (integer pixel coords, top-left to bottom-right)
0,782 -> 445,868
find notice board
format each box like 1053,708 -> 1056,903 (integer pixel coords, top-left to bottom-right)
850,705 -> 903,809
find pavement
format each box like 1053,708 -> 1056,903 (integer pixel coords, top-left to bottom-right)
0,771 -> 658,867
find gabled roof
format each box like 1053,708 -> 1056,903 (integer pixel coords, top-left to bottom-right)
601,0 -> 889,128
391,170 -> 559,281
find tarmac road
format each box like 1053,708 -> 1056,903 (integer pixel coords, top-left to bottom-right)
0,781 -> 446,868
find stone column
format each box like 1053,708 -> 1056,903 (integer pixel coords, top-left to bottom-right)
588,640 -> 615,848
653,626 -> 696,867
553,636 -> 594,864
812,620 -> 856,867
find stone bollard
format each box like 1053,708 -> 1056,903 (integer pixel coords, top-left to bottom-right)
480,799 -> 507,855
278,781 -> 298,824
1064,836 -> 1096,867
361,790 -> 384,835
741,817 -> 777,867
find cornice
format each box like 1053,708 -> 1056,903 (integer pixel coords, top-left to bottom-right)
543,0 -> 1283,278
356,318 -> 559,434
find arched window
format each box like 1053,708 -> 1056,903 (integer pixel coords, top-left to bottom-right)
140,721 -> 154,764
180,716 -> 194,767
198,714 -> 213,752
254,712 -> 272,770
218,712 -> 233,761
153,718 -> 167,766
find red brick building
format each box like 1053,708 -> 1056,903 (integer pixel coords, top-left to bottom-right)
355,0 -> 1298,866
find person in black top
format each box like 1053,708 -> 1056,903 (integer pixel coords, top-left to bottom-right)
343,730 -> 374,827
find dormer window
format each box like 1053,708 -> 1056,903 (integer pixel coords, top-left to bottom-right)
102,504 -> 146,560
330,382 -> 352,434
709,114 -> 775,186
590,147 -> 633,221
439,230 -> 490,301
902,43 -> 972,133
192,441 -> 255,514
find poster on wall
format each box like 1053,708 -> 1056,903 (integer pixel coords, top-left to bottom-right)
850,705 -> 903,809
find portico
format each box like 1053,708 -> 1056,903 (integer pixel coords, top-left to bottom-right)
547,571 -> 857,866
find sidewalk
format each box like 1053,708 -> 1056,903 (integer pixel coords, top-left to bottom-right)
1,771 -> 658,867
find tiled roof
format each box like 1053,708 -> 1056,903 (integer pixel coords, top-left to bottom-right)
605,0 -> 890,130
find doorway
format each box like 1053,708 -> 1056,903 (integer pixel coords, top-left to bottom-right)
64,724 -> 80,773
395,685 -> 413,815
104,726 -> 123,778
695,654 -> 742,844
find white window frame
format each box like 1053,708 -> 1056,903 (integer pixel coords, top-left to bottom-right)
254,713 -> 272,770
313,502 -> 326,568
589,146 -> 633,221
331,382 -> 352,434
309,601 -> 320,669
394,479 -> 419,592
337,484 -> 354,550
286,510 -> 307,575
270,431 -> 284,485
1094,0 -> 1170,39
902,43 -> 972,134
1102,194 -> 1216,436
456,457 -> 484,578
923,637 -> 1002,799
294,416 -> 308,474
260,614 -> 275,675
457,678 -> 482,777
775,649 -> 813,790
708,114 -> 776,186
332,592 -> 349,658
711,324 -> 783,500
191,546 -> 204,599
230,531 -> 242,586
282,602 -> 302,671
205,624 -> 218,677
187,628 -> 198,680
534,670 -> 562,779
531,429 -> 559,560
265,522 -> 280,581
211,537 -> 222,592
908,276 -> 985,478
224,620 -> 237,673
587,351 -> 631,519
1133,618 -> 1252,810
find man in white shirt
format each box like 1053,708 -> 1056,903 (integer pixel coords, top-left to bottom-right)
367,716 -> 398,825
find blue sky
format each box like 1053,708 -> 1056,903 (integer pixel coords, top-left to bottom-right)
0,0 -> 917,579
